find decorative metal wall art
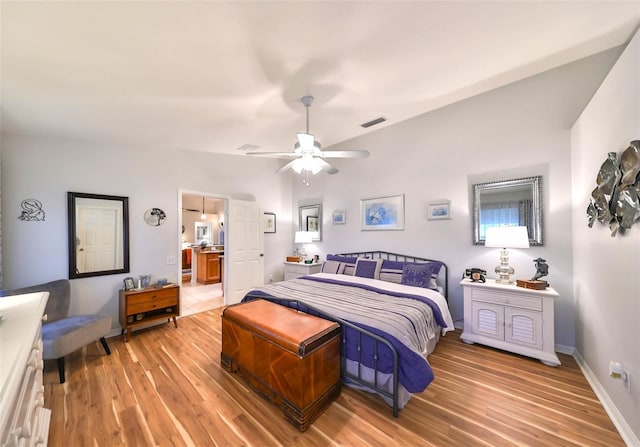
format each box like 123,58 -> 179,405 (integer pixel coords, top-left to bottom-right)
18,199 -> 45,221
144,208 -> 166,226
587,140 -> 640,236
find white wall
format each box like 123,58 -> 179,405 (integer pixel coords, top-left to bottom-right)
1,136 -> 293,328
293,47 -> 623,349
571,30 -> 640,443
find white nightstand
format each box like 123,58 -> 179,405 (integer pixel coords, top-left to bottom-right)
283,262 -> 322,281
460,278 -> 560,366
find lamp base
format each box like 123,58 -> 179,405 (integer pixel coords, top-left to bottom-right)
495,248 -> 515,284
495,275 -> 515,285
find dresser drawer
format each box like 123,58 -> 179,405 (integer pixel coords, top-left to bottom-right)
471,288 -> 542,311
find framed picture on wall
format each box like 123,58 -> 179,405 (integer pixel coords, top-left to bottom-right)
332,210 -> 346,225
264,212 -> 276,233
360,194 -> 405,231
427,200 -> 451,220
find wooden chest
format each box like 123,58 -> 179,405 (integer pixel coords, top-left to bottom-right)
221,299 -> 341,431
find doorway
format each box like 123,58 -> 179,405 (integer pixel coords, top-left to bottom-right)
179,191 -> 226,316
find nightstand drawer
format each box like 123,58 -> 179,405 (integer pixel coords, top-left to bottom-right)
471,288 -> 542,311
286,264 -> 311,275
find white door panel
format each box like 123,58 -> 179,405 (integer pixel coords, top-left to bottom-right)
225,199 -> 264,305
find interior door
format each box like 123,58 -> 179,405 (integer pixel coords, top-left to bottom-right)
225,199 -> 264,305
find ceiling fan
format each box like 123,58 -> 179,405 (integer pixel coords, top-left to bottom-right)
247,96 -> 369,185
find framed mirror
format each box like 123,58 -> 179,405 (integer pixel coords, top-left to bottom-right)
67,192 -> 130,279
299,204 -> 322,241
472,176 -> 543,246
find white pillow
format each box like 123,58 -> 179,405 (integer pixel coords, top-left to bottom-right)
321,260 -> 345,274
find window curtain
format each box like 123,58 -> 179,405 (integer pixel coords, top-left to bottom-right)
479,201 -> 520,239
480,199 -> 533,240
519,199 -> 533,239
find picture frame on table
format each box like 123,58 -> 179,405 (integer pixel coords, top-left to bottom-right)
264,212 -> 276,233
360,194 -> 405,231
427,200 -> 451,220
123,277 -> 136,290
332,210 -> 346,225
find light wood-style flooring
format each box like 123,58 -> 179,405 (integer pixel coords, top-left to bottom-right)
44,308 -> 624,446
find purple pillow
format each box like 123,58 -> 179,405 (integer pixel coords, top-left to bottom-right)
354,258 -> 382,279
326,254 -> 358,264
401,263 -> 435,289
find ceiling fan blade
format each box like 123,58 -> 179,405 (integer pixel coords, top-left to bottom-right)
246,151 -> 300,158
316,158 -> 339,175
320,150 -> 370,159
275,159 -> 298,173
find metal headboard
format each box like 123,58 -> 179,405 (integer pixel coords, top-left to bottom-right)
338,250 -> 449,301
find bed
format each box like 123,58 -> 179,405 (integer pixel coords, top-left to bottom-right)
242,251 -> 454,417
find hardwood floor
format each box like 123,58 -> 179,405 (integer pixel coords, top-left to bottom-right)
44,308 -> 624,446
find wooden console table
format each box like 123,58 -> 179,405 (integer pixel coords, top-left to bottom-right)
119,284 -> 180,341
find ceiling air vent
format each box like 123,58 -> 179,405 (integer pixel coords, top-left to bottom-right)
360,117 -> 387,128
237,144 -> 260,152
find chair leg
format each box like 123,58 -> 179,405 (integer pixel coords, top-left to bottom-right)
99,337 -> 111,355
57,357 -> 65,384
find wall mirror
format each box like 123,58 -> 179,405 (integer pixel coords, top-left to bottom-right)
67,192 -> 130,279
299,204 -> 322,241
472,176 -> 543,246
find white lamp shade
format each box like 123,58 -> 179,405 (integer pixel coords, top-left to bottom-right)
294,231 -> 313,244
485,226 -> 530,248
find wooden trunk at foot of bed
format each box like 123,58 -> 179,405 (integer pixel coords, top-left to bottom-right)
220,299 -> 341,432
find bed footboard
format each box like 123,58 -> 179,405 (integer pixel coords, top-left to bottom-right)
242,294 -> 401,417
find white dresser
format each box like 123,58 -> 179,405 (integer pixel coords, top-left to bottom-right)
283,262 -> 323,281
460,279 -> 560,366
0,292 -> 51,447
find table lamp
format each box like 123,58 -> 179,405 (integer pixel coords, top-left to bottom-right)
294,231 -> 313,260
485,226 -> 530,284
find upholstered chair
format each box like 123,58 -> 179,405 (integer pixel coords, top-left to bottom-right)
0,279 -> 112,383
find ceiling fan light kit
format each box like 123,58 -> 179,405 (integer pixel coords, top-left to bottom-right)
247,95 -> 369,185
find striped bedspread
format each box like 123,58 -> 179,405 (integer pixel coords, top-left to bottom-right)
243,273 -> 454,392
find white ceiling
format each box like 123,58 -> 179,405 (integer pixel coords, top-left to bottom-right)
2,1 -> 639,156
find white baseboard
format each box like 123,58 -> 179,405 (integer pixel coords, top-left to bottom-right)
555,343 -> 574,355
573,350 -> 638,446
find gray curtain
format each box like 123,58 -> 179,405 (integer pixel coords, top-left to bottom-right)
519,199 -> 533,238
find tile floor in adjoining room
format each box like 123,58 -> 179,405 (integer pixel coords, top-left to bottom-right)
180,282 -> 224,317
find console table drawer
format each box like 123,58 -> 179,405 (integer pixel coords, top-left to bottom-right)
128,297 -> 177,315
127,288 -> 178,306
